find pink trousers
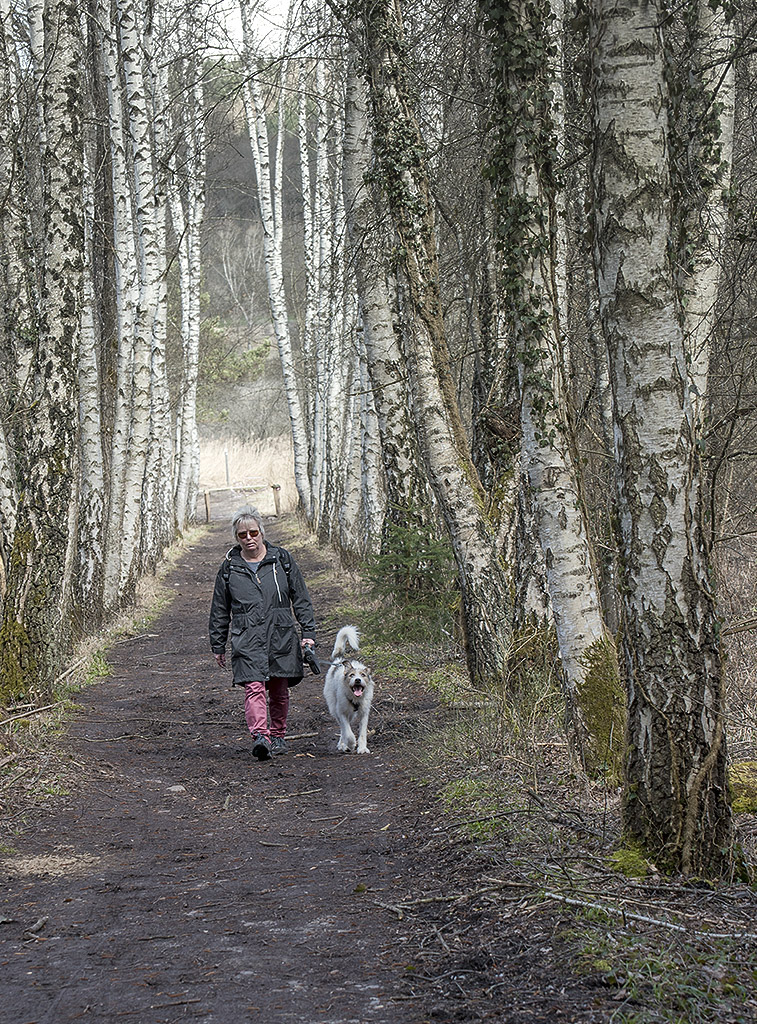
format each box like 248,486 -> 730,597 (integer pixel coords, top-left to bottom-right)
243,677 -> 289,739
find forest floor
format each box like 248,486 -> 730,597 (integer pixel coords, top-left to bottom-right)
1,515 -> 756,1024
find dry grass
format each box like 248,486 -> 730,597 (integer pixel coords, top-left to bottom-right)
354,593 -> 757,1024
198,433 -> 298,518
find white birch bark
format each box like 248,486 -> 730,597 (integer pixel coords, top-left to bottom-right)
0,421 -> 15,591
98,0 -> 139,610
171,192 -> 202,531
358,338 -> 386,549
0,0 -> 83,695
1,0 -> 39,390
681,0 -> 735,428
342,68 -> 433,532
165,23 -> 205,534
337,341 -> 365,555
116,0 -> 160,592
317,62 -> 353,539
143,4 -> 173,551
297,44 -> 317,427
311,51 -> 330,528
591,0 -> 732,875
0,0 -> 23,571
498,0 -> 612,762
26,0 -> 45,145
77,138 -> 106,624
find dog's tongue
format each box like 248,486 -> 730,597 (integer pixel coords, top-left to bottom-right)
352,684 -> 364,697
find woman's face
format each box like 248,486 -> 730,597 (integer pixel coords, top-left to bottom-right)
236,519 -> 265,560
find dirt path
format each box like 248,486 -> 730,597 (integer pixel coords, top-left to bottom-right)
1,519 -> 611,1024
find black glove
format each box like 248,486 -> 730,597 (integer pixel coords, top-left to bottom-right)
303,645 -> 321,674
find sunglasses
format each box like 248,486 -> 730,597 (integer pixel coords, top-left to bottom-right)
237,529 -> 260,539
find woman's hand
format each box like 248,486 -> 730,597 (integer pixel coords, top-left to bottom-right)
213,652 -> 226,668
301,638 -> 320,673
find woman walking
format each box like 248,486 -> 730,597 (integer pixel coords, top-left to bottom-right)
209,505 -> 317,761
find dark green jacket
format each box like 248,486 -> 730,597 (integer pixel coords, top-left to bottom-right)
208,543 -> 316,686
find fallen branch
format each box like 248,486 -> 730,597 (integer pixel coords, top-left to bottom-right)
0,766 -> 32,790
435,808 -> 528,833
55,655 -> 89,684
374,878 -> 535,918
111,633 -> 159,645
541,890 -> 757,940
722,616 -> 757,638
0,703 -> 64,728
268,787 -> 323,800
528,790 -> 603,838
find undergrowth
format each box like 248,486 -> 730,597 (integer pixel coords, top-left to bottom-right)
572,925 -> 757,1023
341,531 -> 757,1024
0,525 -> 208,825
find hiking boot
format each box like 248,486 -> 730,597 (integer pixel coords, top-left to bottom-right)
251,733 -> 272,761
271,736 -> 289,756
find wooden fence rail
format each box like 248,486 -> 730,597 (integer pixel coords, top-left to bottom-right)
199,483 -> 282,523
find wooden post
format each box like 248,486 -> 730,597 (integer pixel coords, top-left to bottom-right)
224,450 -> 231,487
204,490 -> 211,523
271,484 -> 281,516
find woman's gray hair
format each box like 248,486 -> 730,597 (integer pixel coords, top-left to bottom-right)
231,505 -> 265,541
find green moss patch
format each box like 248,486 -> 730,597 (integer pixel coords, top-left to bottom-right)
577,636 -> 626,782
439,776 -> 514,840
607,843 -> 652,879
729,761 -> 757,814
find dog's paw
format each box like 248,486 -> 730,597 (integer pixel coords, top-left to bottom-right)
356,745 -> 370,754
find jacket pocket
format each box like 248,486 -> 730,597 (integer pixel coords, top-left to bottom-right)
269,610 -> 298,664
230,621 -> 264,660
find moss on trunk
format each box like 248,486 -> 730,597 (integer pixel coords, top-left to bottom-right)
577,636 -> 626,782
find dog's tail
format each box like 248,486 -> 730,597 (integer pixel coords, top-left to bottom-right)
331,625 -> 359,660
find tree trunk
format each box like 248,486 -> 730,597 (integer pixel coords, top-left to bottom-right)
240,0 -> 313,518
358,0 -> 512,684
342,67 -> 434,539
115,0 -> 159,593
77,136 -> 106,628
165,22 -> 204,534
482,0 -> 621,766
99,0 -> 139,610
677,0 -> 735,430
590,0 -> 733,875
0,0 -> 83,700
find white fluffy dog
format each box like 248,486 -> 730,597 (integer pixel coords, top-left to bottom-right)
323,625 -> 374,754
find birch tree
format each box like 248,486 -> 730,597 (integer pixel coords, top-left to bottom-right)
141,0 -> 173,554
482,0 -> 622,769
590,0 -> 733,875
354,0 -> 512,684
239,0 -> 313,517
116,0 -> 163,589
77,137 -> 106,628
0,0 -> 83,699
342,66 -> 435,545
0,0 -> 26,602
99,0 -> 141,610
673,0 -> 735,431
300,23 -> 353,536
164,9 -> 207,533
